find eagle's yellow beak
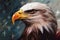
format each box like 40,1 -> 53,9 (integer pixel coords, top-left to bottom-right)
12,9 -> 28,24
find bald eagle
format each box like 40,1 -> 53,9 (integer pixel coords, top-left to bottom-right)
12,2 -> 60,40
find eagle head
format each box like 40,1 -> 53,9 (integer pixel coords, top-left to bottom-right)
12,2 -> 57,38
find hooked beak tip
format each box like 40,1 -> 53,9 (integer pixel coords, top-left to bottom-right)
12,16 -> 15,24
12,13 -> 19,24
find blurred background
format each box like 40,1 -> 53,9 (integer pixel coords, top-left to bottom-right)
0,0 -> 60,40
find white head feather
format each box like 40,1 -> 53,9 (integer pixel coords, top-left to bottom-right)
20,2 -> 50,11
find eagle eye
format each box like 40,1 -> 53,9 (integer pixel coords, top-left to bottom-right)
24,9 -> 38,14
